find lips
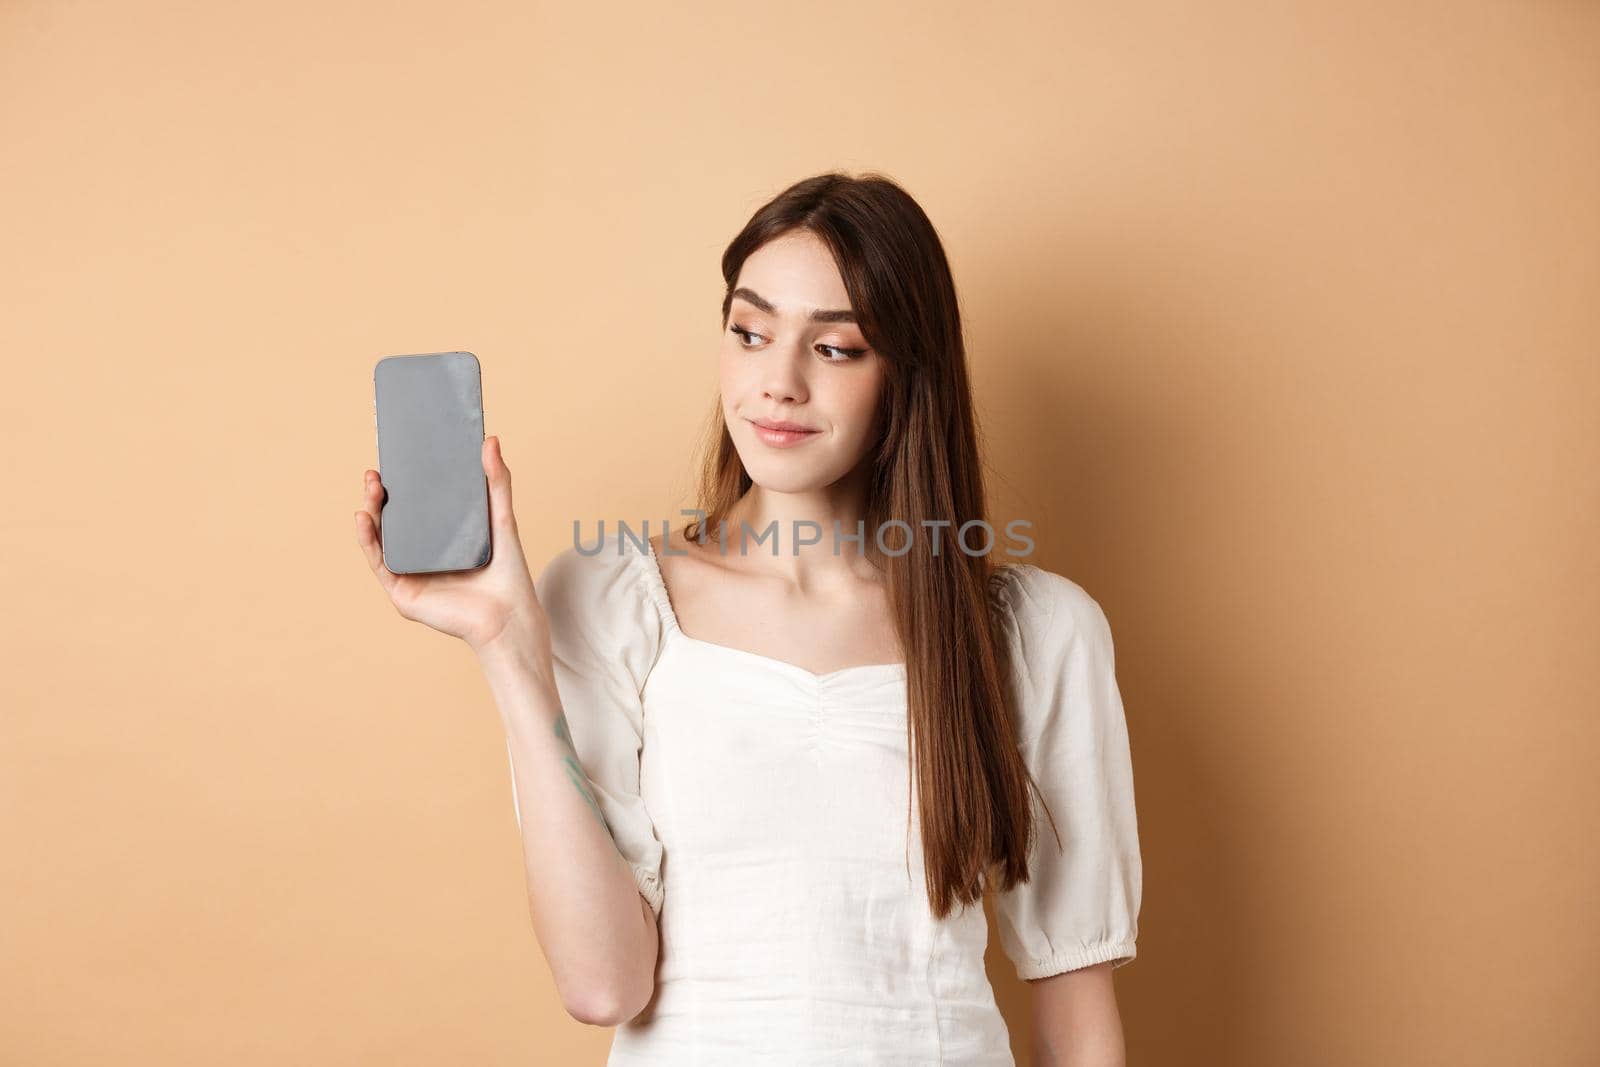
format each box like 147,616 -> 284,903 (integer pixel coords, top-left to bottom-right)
745,416 -> 822,449
748,416 -> 819,433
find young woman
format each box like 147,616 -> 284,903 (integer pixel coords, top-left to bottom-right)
355,172 -> 1142,1065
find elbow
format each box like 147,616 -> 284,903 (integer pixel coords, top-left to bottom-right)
559,892 -> 661,1027
562,988 -> 621,1028
562,979 -> 650,1028
561,981 -> 622,1028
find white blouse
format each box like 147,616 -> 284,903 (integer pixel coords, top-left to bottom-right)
507,530 -> 1142,1065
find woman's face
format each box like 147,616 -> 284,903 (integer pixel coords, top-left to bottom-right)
720,229 -> 887,495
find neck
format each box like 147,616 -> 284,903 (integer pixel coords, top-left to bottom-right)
707,464 -> 883,583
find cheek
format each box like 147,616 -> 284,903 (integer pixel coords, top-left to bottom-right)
717,345 -> 744,405
822,370 -> 885,434
718,334 -> 758,386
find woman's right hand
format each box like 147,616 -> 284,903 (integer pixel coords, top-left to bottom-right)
353,434 -> 551,662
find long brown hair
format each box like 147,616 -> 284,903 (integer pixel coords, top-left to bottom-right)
683,171 -> 1058,919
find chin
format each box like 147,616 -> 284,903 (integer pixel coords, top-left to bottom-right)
741,464 -> 833,495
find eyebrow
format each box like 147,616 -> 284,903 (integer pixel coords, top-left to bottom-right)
731,287 -> 856,324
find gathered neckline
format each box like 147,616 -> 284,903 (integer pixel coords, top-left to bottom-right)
630,532 -> 1022,685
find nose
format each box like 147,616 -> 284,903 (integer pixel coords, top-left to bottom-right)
760,341 -> 809,405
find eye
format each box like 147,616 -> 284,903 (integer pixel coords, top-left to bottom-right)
816,343 -> 868,362
731,323 -> 867,362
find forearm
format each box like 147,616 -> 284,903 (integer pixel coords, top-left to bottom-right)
1032,964 -> 1126,1067
1034,1025 -> 1125,1067
480,639 -> 658,1026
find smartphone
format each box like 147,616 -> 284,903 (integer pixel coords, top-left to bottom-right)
372,351 -> 492,574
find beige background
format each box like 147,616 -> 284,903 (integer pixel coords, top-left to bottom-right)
3,1 -> 1596,1063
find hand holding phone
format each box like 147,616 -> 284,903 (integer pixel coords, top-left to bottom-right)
353,353 -> 548,659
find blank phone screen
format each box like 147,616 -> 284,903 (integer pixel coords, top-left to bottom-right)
373,351 -> 491,574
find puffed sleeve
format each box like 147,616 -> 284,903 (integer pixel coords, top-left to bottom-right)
504,531 -> 667,919
989,563 -> 1142,978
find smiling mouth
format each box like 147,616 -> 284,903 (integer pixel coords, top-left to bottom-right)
746,418 -> 822,446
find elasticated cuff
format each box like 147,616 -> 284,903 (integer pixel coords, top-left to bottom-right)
1014,940 -> 1137,980
631,863 -> 665,921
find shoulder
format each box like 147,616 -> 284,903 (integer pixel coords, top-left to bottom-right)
989,561 -> 1115,652
535,528 -> 664,648
989,563 -> 1121,747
